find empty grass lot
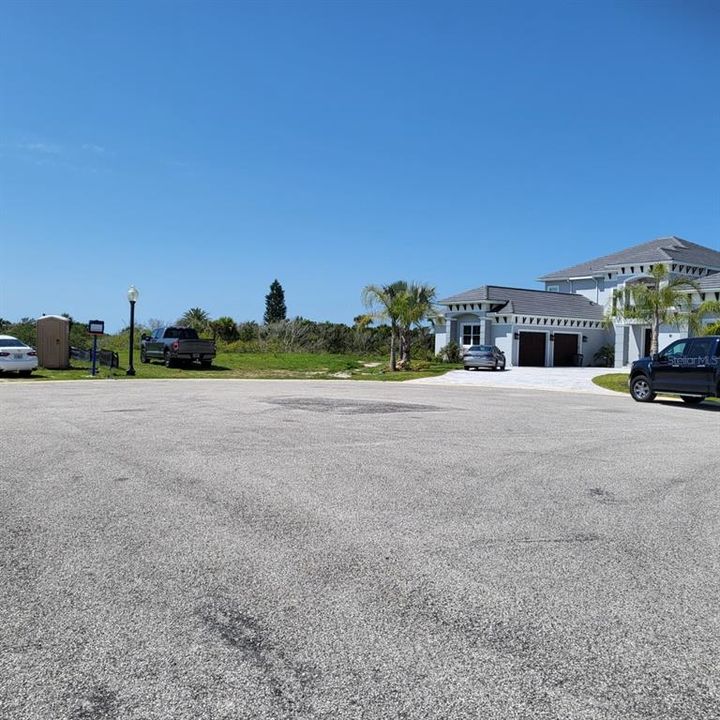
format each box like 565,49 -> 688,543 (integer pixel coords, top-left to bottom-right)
4,352 -> 459,382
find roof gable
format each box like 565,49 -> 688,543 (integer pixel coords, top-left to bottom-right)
439,285 -> 604,321
539,237 -> 720,281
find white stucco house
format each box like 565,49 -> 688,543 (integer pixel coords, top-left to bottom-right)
434,236 -> 720,368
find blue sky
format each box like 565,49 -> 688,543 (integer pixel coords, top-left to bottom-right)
1,0 -> 718,331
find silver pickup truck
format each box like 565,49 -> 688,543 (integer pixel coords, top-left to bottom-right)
140,326 -> 216,368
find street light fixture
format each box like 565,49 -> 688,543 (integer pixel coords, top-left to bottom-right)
126,285 -> 139,376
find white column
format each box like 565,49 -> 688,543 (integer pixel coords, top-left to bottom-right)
614,324 -> 628,367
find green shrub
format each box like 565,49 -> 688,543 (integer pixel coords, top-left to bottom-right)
210,316 -> 239,343
437,340 -> 462,363
68,320 -> 93,350
593,344 -> 615,367
237,321 -> 260,342
5,319 -> 36,347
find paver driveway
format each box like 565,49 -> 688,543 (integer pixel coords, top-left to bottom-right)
407,366 -> 622,394
2,380 -> 718,720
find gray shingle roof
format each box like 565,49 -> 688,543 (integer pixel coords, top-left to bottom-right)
438,285 -> 605,321
696,272 -> 720,290
539,236 -> 720,281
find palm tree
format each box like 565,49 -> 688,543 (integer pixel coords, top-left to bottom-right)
209,316 -> 239,343
179,307 -> 210,334
396,283 -> 438,367
612,265 -> 698,355
687,300 -> 720,337
362,281 -> 407,371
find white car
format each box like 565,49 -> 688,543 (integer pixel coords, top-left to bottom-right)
0,335 -> 38,376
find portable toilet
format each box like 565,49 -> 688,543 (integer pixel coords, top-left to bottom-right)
36,315 -> 70,368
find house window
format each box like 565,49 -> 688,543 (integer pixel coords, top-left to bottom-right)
462,324 -> 482,345
546,285 -> 560,292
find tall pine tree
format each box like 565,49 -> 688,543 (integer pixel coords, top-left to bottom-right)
264,279 -> 287,324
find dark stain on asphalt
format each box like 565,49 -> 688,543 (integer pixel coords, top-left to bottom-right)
201,602 -> 269,660
475,618 -> 538,657
265,397 -> 442,414
103,408 -> 148,413
168,475 -> 200,489
0,516 -> 38,581
517,532 -> 599,544
158,473 -> 313,541
69,682 -> 118,719
588,486 -> 616,503
3,521 -> 31,544
200,492 -> 312,539
199,599 -> 319,710
479,532 -> 600,546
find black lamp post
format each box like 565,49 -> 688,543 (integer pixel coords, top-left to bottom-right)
126,285 -> 139,376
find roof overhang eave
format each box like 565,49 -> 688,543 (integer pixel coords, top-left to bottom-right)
538,273 -> 607,282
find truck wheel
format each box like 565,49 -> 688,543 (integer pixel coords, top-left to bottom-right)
140,348 -> 149,364
680,396 -> 704,405
630,376 -> 655,403
164,351 -> 174,368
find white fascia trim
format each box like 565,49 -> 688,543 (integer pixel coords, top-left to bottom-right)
503,315 -> 605,329
442,302 -> 494,313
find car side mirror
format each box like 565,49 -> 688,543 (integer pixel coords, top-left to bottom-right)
141,333 -> 149,341
652,353 -> 662,362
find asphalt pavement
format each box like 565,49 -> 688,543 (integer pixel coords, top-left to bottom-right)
1,379 -> 719,720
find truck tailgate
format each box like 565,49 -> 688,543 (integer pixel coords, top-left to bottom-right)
177,340 -> 215,355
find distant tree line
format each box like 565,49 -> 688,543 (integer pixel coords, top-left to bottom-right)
173,313 -> 435,357
0,313 -> 435,359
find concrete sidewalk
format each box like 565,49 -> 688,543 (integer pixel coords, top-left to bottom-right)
407,366 -> 626,394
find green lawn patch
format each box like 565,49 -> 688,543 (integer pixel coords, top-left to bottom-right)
592,373 -> 630,394
7,352 -> 460,382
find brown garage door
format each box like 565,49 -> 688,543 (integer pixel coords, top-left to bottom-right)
553,333 -> 578,367
518,332 -> 546,366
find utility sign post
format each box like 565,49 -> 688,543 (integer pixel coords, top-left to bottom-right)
87,320 -> 105,376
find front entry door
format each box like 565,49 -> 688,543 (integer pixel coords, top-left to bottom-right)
518,332 -> 546,366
